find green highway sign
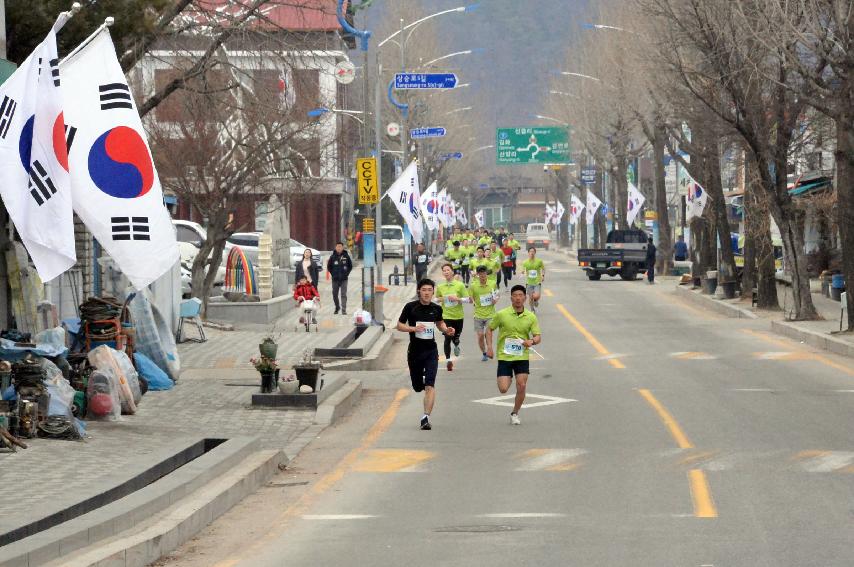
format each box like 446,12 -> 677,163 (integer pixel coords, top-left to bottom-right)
496,127 -> 571,165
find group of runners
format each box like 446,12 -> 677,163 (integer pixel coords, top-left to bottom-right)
397,229 -> 546,430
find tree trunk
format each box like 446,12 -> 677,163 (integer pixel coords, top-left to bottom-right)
191,211 -> 230,318
773,203 -> 818,320
835,112 -> 854,329
614,157 -> 629,230
653,123 -> 673,275
746,158 -> 779,309
740,158 -> 758,299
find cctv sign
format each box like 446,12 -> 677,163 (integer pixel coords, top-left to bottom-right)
357,158 -> 378,204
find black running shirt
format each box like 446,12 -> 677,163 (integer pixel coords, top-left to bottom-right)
399,300 -> 444,351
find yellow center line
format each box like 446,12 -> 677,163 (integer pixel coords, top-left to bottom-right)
688,469 -> 718,518
543,288 -> 554,297
211,389 -> 410,567
742,328 -> 854,377
556,303 -> 625,369
637,389 -> 694,449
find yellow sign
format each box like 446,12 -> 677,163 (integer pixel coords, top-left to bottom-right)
644,211 -> 657,220
362,218 -> 375,233
357,158 -> 378,204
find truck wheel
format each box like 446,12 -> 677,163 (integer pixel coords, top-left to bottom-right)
620,269 -> 637,281
587,272 -> 601,281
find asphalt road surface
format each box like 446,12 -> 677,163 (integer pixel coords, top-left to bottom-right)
191,249 -> 854,566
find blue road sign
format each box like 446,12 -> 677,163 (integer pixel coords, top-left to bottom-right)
410,127 -> 446,139
478,183 -> 489,189
581,166 -> 597,185
439,152 -> 463,160
395,73 -> 458,89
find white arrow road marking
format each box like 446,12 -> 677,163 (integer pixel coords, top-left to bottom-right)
594,353 -> 628,360
302,515 -> 378,520
478,513 -> 567,518
515,449 -> 587,471
473,393 -> 577,408
793,451 -> 854,472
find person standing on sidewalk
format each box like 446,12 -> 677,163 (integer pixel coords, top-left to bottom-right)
469,265 -> 499,361
294,248 -> 321,287
326,242 -> 353,315
412,242 -> 431,286
435,264 -> 468,371
486,284 -> 541,425
646,236 -> 657,285
397,278 -> 455,430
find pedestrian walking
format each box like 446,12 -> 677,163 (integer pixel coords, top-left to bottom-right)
469,265 -> 499,361
646,236 -> 657,285
294,248 -> 321,287
397,278 -> 455,430
486,284 -> 542,425
412,242 -> 431,286
327,242 -> 353,315
435,264 -> 468,371
522,247 -> 545,312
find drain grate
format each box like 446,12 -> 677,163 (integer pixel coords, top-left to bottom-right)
434,525 -> 520,533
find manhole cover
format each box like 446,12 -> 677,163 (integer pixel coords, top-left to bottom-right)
434,525 -> 520,533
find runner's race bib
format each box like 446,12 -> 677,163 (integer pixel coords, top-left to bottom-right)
504,255 -> 511,262
503,337 -> 524,357
414,322 -> 435,340
462,256 -> 471,265
417,255 -> 427,263
443,296 -> 457,307
479,294 -> 494,307
528,269 -> 539,280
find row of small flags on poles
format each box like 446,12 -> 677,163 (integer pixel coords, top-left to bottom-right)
0,8 -> 178,289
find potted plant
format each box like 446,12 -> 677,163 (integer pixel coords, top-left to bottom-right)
258,324 -> 282,359
294,348 -> 322,392
251,356 -> 279,393
278,372 -> 299,394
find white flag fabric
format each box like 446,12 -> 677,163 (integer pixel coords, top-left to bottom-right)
436,188 -> 448,226
61,29 -> 179,289
446,197 -> 456,227
570,195 -> 585,224
627,182 -> 646,226
554,200 -> 566,224
0,25 -> 76,281
457,205 -> 467,227
420,181 -> 440,231
586,191 -> 602,224
685,173 -> 709,220
385,161 -> 423,243
544,204 -> 555,224
474,209 -> 485,228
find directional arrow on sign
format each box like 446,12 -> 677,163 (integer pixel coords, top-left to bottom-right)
395,73 -> 458,89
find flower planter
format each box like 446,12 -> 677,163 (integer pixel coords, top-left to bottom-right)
701,277 -> 717,295
259,371 -> 276,393
259,338 -> 278,359
278,380 -> 299,394
295,365 -> 321,392
721,281 -> 738,299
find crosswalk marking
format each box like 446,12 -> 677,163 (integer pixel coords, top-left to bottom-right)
515,449 -> 586,471
352,449 -> 435,472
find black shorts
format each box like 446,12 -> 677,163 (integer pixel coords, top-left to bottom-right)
407,345 -> 439,392
496,359 -> 530,377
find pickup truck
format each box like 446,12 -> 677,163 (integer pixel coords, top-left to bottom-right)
578,229 -> 650,281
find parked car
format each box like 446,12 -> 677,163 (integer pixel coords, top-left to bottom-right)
525,223 -> 551,250
172,220 -> 226,288
225,232 -> 321,267
381,225 -> 405,258
578,229 -> 649,281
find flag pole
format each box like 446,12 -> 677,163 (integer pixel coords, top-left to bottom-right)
60,16 -> 114,65
53,2 -> 83,33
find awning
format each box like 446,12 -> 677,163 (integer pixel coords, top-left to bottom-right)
788,178 -> 832,197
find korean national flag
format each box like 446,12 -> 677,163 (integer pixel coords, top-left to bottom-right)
0,25 -> 76,282
60,29 -> 179,289
386,161 -> 424,243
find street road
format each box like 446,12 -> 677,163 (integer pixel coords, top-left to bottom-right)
189,250 -> 854,566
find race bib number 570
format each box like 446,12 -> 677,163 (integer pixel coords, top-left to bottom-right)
503,337 -> 524,356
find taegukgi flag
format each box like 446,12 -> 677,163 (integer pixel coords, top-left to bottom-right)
586,191 -> 602,224
544,204 -> 555,224
386,160 -> 423,243
456,204 -> 467,227
570,195 -> 585,224
60,28 -> 179,289
474,209 -> 485,228
627,181 -> 646,226
420,181 -> 440,231
554,200 -> 566,224
0,21 -> 76,281
685,173 -> 708,220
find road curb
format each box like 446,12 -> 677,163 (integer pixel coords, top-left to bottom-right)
314,379 -> 363,426
674,284 -> 758,319
770,320 -> 854,359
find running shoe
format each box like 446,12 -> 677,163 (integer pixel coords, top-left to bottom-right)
481,353 -> 488,362
510,413 -> 521,425
454,344 -> 461,357
447,360 -> 454,371
420,416 -> 432,430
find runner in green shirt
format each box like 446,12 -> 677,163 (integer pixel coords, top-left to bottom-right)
486,285 -> 542,425
444,241 -> 463,276
459,238 -> 473,286
435,264 -> 468,371
468,265 -> 499,362
521,247 -> 546,313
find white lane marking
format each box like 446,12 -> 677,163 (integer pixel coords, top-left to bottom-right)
730,388 -> 776,392
798,452 -> 854,473
833,390 -> 854,393
515,449 -> 586,471
755,351 -> 796,360
670,351 -> 717,360
473,393 -> 577,408
477,513 -> 567,518
302,515 -> 378,520
594,353 -> 628,360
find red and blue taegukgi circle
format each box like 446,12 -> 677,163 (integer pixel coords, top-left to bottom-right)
426,198 -> 438,214
18,113 -> 70,172
88,126 -> 154,199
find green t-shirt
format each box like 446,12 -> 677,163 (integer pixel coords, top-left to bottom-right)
445,248 -> 463,267
489,306 -> 541,361
469,280 -> 498,319
508,239 -> 521,251
486,257 -> 502,282
469,257 -> 489,276
522,258 -> 545,285
478,236 -> 492,247
435,279 -> 468,320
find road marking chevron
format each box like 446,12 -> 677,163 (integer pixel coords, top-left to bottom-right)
515,448 -> 586,471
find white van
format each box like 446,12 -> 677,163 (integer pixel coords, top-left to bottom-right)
381,225 -> 405,258
526,223 -> 551,250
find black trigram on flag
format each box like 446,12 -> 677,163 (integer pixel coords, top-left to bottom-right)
99,83 -> 133,110
65,124 -> 77,153
0,95 -> 17,139
49,58 -> 60,87
29,160 -> 58,206
111,217 -> 150,241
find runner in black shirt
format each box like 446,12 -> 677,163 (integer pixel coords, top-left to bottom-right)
397,278 -> 455,430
